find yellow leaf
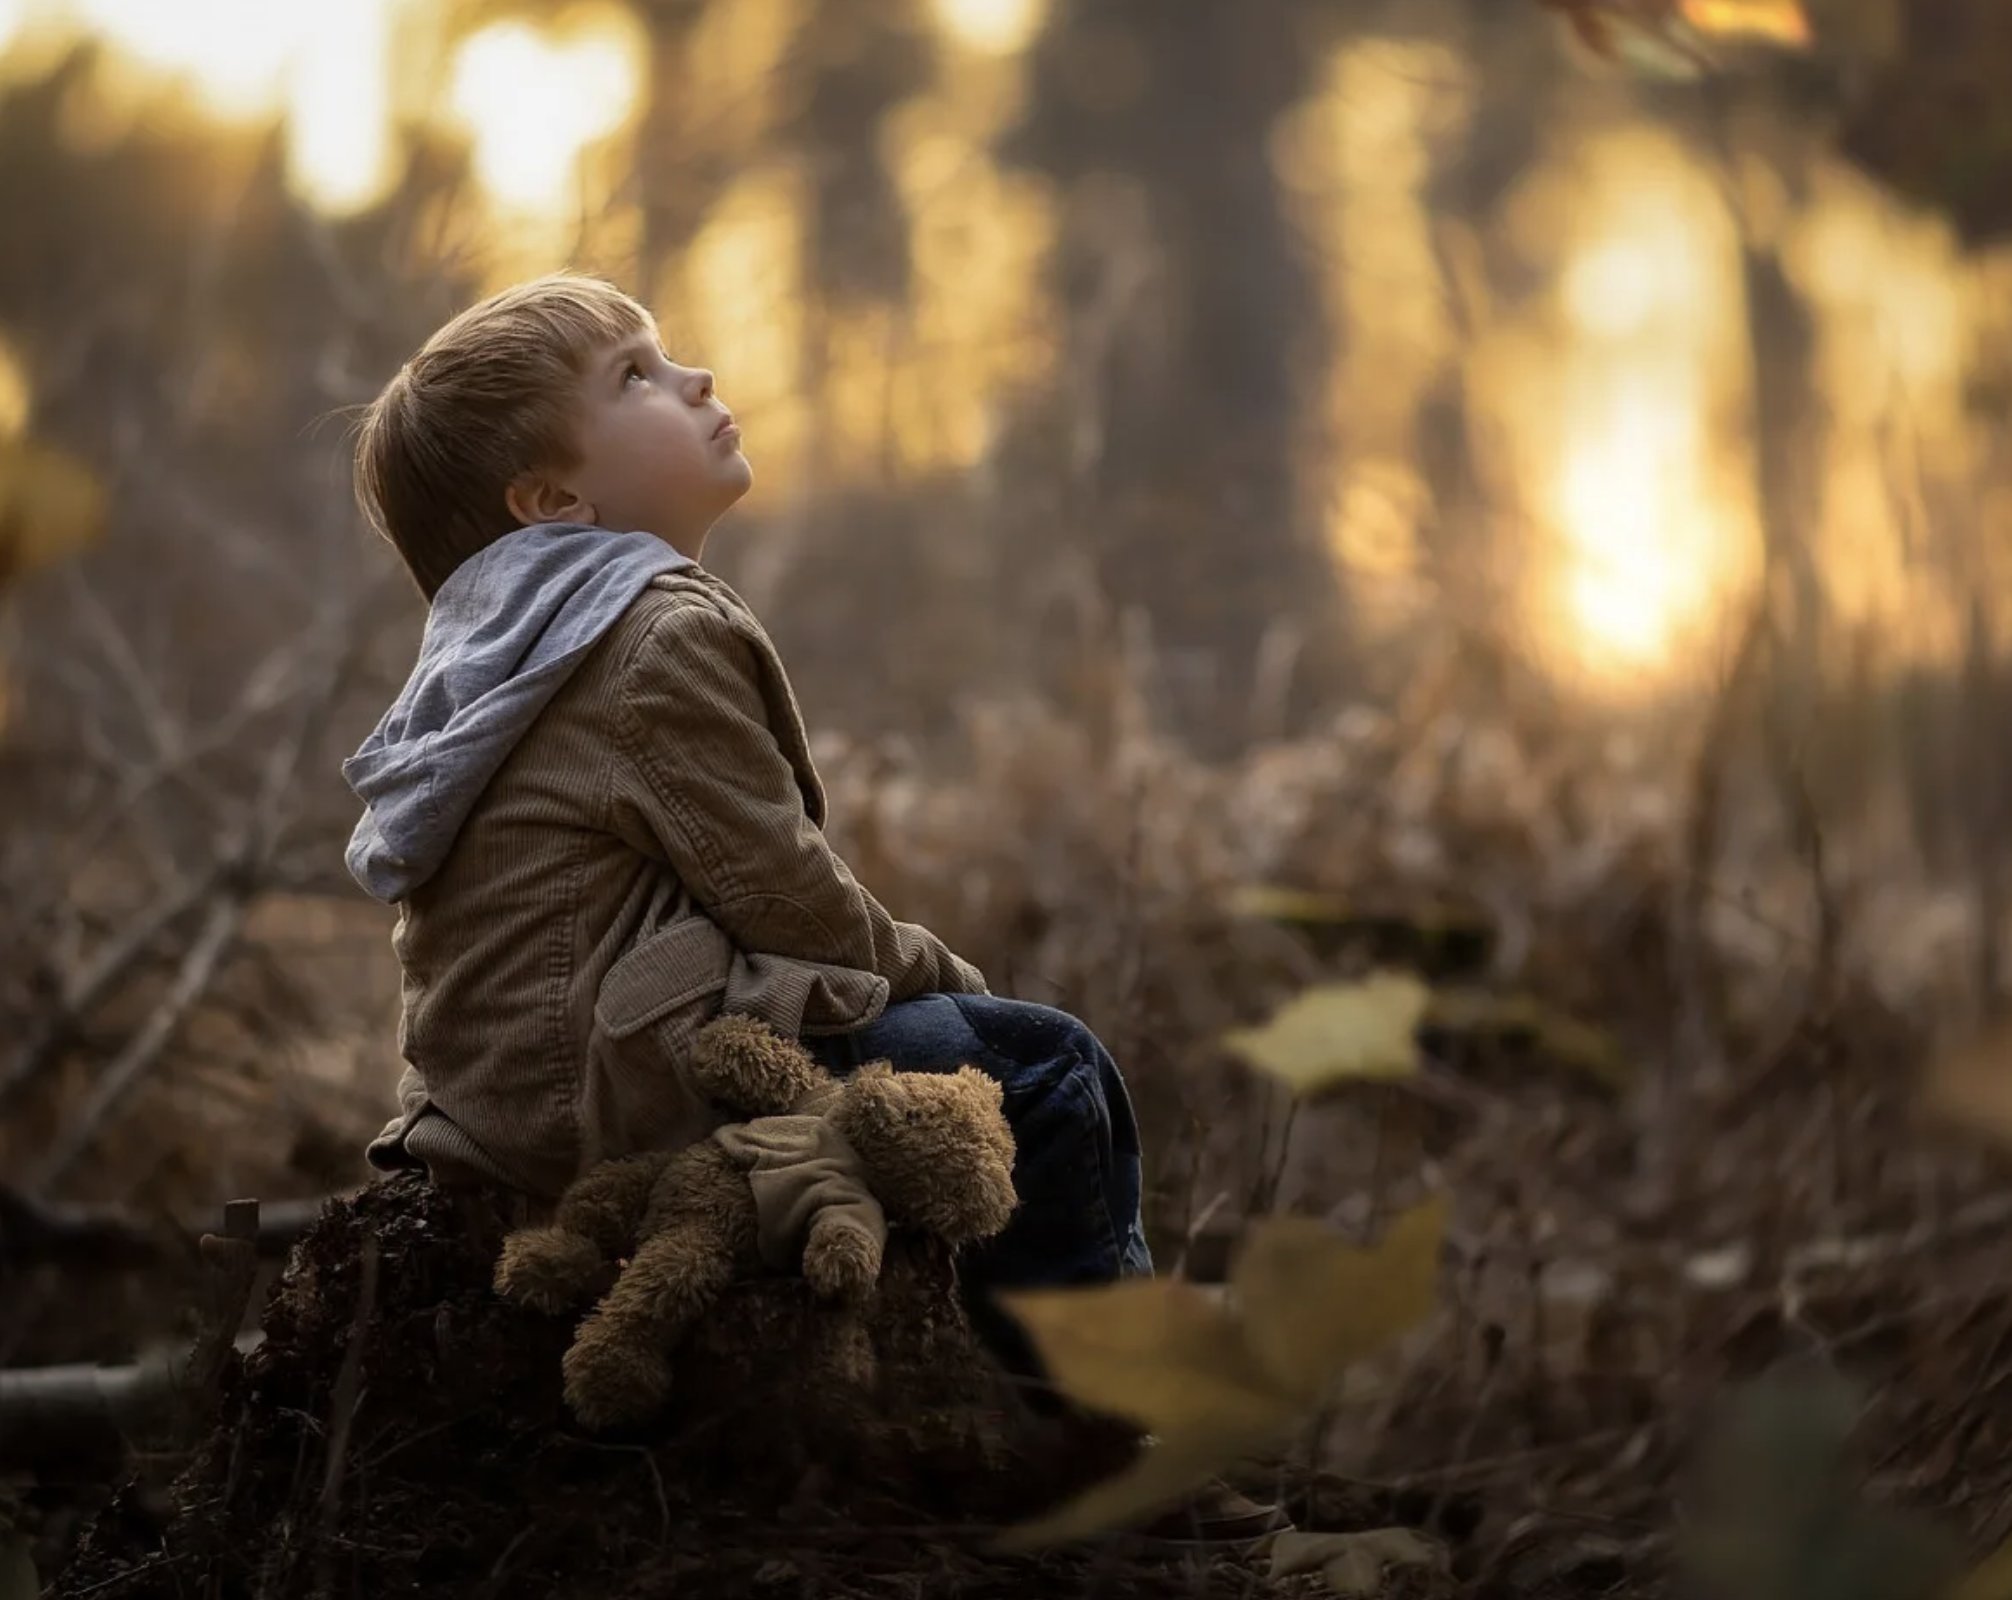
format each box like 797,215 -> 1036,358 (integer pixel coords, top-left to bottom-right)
1235,1199 -> 1447,1397
1271,1528 -> 1448,1597
995,1277 -> 1299,1438
992,1428 -> 1275,1551
996,1197 -> 1445,1550
1224,973 -> 1429,1095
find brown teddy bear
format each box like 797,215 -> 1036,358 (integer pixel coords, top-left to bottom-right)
493,1016 -> 1018,1431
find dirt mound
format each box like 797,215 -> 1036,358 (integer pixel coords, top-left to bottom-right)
52,1174 -> 1344,1600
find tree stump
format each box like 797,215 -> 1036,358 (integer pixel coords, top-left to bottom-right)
57,1171 -> 1130,1598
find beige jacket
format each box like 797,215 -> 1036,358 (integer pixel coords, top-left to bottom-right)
366,565 -> 986,1199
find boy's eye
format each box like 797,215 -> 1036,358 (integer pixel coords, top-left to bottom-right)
623,361 -> 647,386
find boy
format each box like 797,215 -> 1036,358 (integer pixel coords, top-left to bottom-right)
343,273 -> 1283,1542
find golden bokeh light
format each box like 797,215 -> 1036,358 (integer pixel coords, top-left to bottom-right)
1681,0 -> 1814,45
447,9 -> 645,217
930,0 -> 1046,55
1487,128 -> 1758,685
1282,38 -> 1472,628
677,162 -> 810,483
0,336 -> 29,439
63,0 -> 296,115
286,0 -> 395,213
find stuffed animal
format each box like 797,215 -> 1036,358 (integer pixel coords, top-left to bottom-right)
493,1016 -> 1019,1431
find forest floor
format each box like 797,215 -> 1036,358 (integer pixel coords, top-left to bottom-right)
38,962 -> 2012,1600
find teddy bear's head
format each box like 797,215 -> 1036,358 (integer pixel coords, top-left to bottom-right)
830,1062 -> 1017,1246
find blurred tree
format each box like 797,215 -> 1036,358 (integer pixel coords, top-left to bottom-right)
1002,0 -> 1353,751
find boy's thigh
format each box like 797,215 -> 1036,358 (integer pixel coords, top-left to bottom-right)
801,994 -> 988,1077
802,993 -> 1093,1083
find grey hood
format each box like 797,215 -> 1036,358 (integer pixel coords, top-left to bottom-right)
342,522 -> 696,903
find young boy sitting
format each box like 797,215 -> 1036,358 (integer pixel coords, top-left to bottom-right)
342,273 -> 1283,1541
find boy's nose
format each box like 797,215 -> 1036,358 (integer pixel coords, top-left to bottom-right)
685,367 -> 715,402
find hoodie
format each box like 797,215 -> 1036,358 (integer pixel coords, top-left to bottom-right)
342,522 -> 695,902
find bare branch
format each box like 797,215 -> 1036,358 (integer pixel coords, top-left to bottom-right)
0,862 -> 225,1110
0,1188 -> 341,1270
28,890 -> 248,1197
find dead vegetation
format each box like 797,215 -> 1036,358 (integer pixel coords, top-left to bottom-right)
8,631 -> 2012,1596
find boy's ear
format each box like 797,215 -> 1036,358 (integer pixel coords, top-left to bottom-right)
505,470 -> 593,528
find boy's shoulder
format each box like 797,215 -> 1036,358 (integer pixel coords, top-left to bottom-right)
602,566 -> 770,675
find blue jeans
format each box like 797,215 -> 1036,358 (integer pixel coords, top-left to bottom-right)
803,994 -> 1153,1386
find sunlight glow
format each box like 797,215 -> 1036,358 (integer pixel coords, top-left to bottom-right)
447,11 -> 644,216
1681,0 -> 1814,46
286,0 -> 395,213
930,0 -> 1045,55
64,0 -> 293,113
0,0 -> 25,56
1554,382 -> 1720,668
1515,131 -> 1755,684
0,337 -> 28,439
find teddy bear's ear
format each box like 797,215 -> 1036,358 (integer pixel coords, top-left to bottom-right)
853,1060 -> 896,1083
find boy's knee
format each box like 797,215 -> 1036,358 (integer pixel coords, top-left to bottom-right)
949,994 -> 1103,1069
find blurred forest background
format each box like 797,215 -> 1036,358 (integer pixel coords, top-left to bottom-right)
8,0 -> 2012,1587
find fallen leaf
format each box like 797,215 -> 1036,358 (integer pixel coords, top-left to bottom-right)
995,1428 -> 1266,1550
996,1198 -> 1445,1550
995,1277 -> 1295,1442
1272,1527 -> 1449,1597
1236,1200 -> 1447,1396
1224,973 -> 1429,1095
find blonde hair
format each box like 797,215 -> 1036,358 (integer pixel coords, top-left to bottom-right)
354,272 -> 652,598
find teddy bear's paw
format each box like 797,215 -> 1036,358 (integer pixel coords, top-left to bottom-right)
494,1228 -> 612,1315
562,1326 -> 672,1431
691,1014 -> 828,1115
802,1222 -> 882,1303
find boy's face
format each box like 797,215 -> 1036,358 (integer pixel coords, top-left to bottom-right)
519,326 -> 752,556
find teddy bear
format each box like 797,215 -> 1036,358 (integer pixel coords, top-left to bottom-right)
493,1015 -> 1019,1431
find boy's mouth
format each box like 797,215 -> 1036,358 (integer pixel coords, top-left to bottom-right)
711,412 -> 738,440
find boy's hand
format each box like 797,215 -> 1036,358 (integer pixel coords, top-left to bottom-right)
802,1216 -> 881,1302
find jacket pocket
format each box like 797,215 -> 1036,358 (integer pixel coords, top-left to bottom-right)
595,915 -> 735,1038
584,916 -> 735,1166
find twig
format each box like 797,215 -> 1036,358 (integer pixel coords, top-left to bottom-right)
0,862 -> 228,1110
0,1188 -> 336,1271
28,890 -> 248,1197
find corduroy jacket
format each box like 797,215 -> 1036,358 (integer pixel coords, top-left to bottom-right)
366,565 -> 987,1199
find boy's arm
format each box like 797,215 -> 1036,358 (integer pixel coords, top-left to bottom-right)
611,600 -> 988,1001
